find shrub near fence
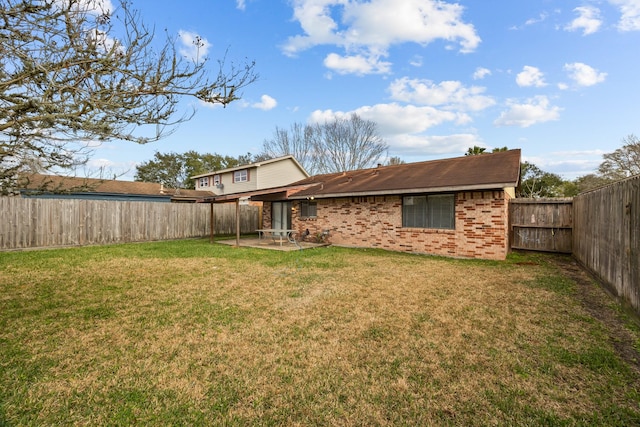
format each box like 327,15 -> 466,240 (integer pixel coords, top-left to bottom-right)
0,198 -> 259,250
573,175 -> 640,315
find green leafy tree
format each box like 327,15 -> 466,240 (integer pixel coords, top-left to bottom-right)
465,146 -> 486,156
518,162 -> 565,198
237,152 -> 270,166
597,134 -> 640,181
572,173 -> 611,193
492,146 -> 509,153
135,151 -> 252,189
135,152 -> 186,189
1,0 -> 257,195
571,134 -> 640,193
559,180 -> 580,197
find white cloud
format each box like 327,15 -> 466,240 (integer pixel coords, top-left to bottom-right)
509,11 -> 555,30
388,77 -> 495,111
609,0 -> 640,31
564,62 -> 607,86
524,12 -> 549,26
516,66 -> 547,87
388,134 -> 483,156
494,96 -> 562,127
525,12 -> 549,26
565,6 -> 602,35
324,52 -> 392,75
87,157 -> 117,170
89,0 -> 113,13
84,157 -> 138,180
310,103 -> 460,136
310,105 -> 480,155
526,150 -> 606,179
178,30 -> 211,63
52,1 -> 118,53
473,67 -> 491,80
236,0 -> 246,10
252,94 -> 278,111
283,0 -> 480,75
409,55 -> 423,67
55,0 -> 114,14
87,28 -> 122,54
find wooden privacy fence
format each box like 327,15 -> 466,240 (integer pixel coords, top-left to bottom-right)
510,198 -> 573,253
573,175 -> 640,315
0,197 -> 260,250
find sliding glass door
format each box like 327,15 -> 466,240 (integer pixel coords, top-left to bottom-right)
272,202 -> 292,231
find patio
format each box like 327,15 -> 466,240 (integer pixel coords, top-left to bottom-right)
216,236 -> 329,251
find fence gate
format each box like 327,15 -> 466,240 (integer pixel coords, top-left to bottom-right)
510,198 -> 573,253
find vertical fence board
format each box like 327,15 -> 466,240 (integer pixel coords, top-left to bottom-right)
573,175 -> 640,315
0,198 -> 259,250
510,198 -> 573,253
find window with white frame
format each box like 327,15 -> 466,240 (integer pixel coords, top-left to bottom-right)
213,175 -> 221,185
402,194 -> 455,229
233,169 -> 248,183
199,177 -> 209,187
300,200 -> 317,218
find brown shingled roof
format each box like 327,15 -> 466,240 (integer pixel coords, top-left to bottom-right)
286,149 -> 521,199
20,174 -> 214,199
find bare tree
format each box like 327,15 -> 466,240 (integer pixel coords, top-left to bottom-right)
1,0 -> 257,194
317,114 -> 387,173
386,156 -> 405,165
261,114 -> 387,175
262,122 -> 316,173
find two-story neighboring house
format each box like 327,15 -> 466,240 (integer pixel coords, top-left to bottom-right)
192,155 -> 309,196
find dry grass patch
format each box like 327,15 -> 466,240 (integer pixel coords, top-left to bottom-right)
1,240 -> 639,425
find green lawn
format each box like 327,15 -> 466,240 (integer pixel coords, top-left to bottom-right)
1,239 -> 639,425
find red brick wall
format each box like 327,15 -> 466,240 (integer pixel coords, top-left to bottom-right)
262,202 -> 272,228
281,190 -> 511,260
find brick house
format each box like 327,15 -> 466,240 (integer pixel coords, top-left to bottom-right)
250,149 -> 521,260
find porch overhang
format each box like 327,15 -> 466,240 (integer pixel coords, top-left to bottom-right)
202,184 -> 315,203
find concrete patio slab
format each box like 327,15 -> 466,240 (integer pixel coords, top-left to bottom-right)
216,237 -> 329,251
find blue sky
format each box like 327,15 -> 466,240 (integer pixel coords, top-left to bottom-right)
88,0 -> 640,180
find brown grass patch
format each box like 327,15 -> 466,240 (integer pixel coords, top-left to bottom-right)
1,243 -> 639,425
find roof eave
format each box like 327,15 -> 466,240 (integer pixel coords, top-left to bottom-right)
202,183 -> 317,202
288,182 -> 517,199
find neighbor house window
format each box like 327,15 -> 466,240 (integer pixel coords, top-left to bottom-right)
233,169 -> 248,183
402,194 -> 455,229
300,201 -> 317,218
199,177 -> 209,187
213,175 -> 221,185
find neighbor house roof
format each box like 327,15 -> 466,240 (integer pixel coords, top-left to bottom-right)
191,155 -> 309,179
19,174 -> 214,201
275,149 -> 521,200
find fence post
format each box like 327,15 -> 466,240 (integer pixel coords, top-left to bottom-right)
235,199 -> 240,246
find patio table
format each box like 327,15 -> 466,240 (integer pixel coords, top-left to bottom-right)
256,229 -> 297,246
